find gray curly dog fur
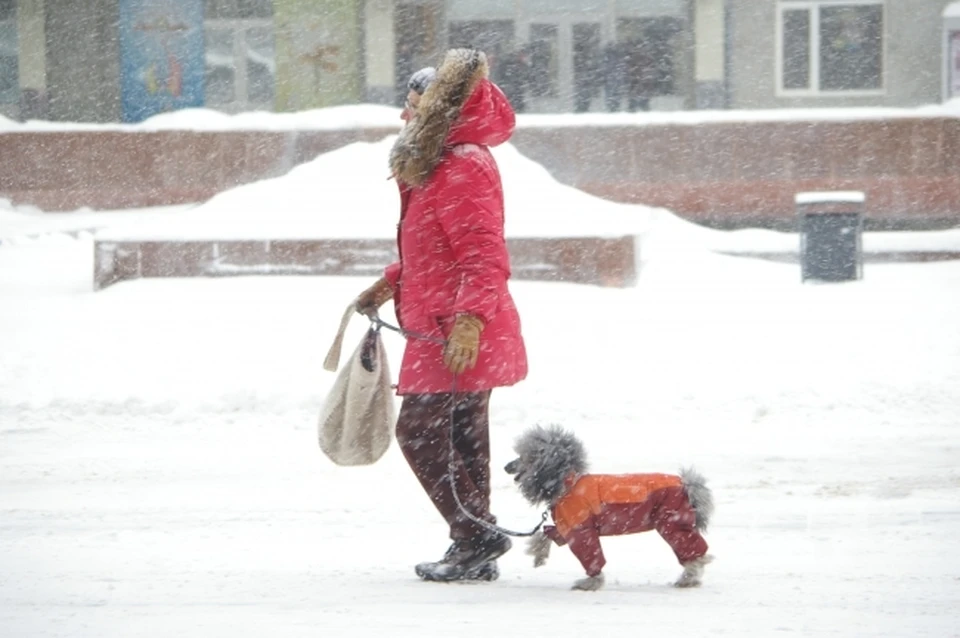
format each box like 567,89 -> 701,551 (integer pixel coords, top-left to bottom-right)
505,424 -> 588,506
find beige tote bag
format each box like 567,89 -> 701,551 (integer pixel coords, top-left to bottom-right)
318,307 -> 395,466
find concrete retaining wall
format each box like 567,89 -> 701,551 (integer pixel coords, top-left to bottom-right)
0,128 -> 397,211
510,118 -> 960,228
2,117 -> 958,228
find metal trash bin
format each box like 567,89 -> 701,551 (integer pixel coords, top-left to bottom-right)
796,191 -> 864,282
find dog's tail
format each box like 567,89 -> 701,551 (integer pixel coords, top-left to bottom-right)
680,467 -> 714,532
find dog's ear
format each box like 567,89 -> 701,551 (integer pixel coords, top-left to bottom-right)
504,459 -> 520,474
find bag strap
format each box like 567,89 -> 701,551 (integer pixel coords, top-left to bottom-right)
323,303 -> 357,372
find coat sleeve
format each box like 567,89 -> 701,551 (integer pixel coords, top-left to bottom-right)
383,262 -> 401,289
432,152 -> 510,325
542,525 -> 568,546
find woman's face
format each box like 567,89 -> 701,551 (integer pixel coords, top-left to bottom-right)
401,90 -> 421,123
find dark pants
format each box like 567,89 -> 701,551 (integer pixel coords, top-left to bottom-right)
628,95 -> 650,112
605,84 -> 623,112
396,391 -> 495,542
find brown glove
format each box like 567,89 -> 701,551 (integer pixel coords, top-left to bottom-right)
354,277 -> 393,317
442,314 -> 484,375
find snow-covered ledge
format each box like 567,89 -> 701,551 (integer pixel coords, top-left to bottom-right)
795,191 -> 867,206
92,237 -> 638,291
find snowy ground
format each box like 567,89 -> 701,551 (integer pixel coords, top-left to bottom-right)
3,229 -> 959,637
2,105 -> 960,637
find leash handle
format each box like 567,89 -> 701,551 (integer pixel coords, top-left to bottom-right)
368,313 -> 446,345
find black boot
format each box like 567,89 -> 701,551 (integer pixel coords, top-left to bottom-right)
416,534 -> 512,582
430,541 -> 500,581
467,560 -> 500,581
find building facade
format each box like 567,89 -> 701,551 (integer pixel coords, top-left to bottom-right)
0,0 -> 953,123
366,0 -> 698,113
726,0 -> 950,109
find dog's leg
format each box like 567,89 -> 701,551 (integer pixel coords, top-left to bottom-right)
526,531 -> 552,567
674,554 -> 713,588
572,573 -> 605,591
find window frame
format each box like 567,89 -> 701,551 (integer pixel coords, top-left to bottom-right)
0,5 -> 17,105
203,17 -> 275,112
775,0 -> 885,97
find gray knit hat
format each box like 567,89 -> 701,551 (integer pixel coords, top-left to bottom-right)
407,67 -> 437,95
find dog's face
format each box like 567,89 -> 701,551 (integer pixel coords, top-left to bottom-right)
504,425 -> 588,506
504,455 -> 535,493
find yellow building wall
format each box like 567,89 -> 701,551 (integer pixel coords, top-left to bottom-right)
17,0 -> 46,90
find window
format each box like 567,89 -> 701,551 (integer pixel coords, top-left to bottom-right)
528,24 -> 558,98
204,0 -> 274,111
396,3 -> 442,105
0,0 -> 17,104
204,28 -> 235,104
448,20 -> 515,62
205,0 -> 271,20
617,17 -> 683,97
777,1 -> 883,95
244,26 -> 274,105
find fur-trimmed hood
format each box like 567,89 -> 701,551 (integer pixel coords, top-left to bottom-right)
389,49 -> 516,186
505,425 -> 588,506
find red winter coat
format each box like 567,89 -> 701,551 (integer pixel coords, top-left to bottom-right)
384,72 -> 527,395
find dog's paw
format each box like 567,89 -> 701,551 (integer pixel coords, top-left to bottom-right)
526,531 -> 551,567
571,573 -> 605,591
674,554 -> 712,588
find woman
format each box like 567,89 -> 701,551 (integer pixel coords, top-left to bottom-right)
355,49 -> 527,582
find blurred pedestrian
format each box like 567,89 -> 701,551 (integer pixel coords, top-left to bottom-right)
626,39 -> 655,112
603,41 -> 627,112
497,47 -> 530,112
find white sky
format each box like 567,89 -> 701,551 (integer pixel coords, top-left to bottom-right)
1,105 -> 959,638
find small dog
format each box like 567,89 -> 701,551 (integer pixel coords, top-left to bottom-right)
505,424 -> 714,591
